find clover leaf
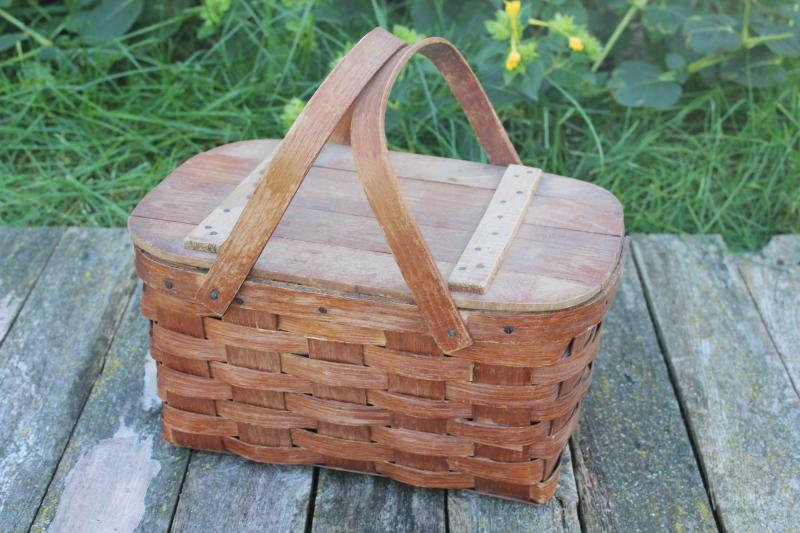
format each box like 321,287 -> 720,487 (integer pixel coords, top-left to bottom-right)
684,15 -> 742,54
65,0 -> 144,45
751,19 -> 800,57
643,5 -> 692,35
608,60 -> 682,109
720,49 -> 788,88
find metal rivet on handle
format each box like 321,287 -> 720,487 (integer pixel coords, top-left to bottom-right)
234,297 -> 244,305
447,329 -> 456,337
318,306 -> 328,314
164,280 -> 173,289
209,289 -> 219,300
503,326 -> 514,334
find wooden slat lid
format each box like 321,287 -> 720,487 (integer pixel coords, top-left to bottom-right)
129,139 -> 624,312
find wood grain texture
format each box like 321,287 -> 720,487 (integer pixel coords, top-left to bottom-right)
738,235 -> 800,393
195,140 -> 623,235
447,447 -> 580,532
170,453 -> 313,533
311,469 -> 445,533
349,38 -> 516,351
447,165 -> 541,293
571,254 -> 716,532
0,227 -> 63,343
137,241 -> 619,503
130,140 -> 624,312
633,235 -> 800,533
32,288 -> 190,533
196,29 -> 406,316
0,228 -> 136,532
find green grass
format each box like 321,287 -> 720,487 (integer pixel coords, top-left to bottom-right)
1,1 -> 798,251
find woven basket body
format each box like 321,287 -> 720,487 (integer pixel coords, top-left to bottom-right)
129,29 -> 625,504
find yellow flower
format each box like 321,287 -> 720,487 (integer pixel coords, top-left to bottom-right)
505,49 -> 521,70
505,1 -> 521,19
568,36 -> 584,52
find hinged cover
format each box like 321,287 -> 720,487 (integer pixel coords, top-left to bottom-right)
185,158 -> 543,297
129,139 -> 624,312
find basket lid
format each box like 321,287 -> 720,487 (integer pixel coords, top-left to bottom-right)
129,138 -> 624,313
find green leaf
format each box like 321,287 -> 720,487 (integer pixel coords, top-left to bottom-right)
138,0 -> 191,38
665,52 -> 689,83
392,24 -> 425,45
411,0 -> 493,36
643,5 -> 692,35
0,32 -> 24,52
684,15 -> 741,54
66,0 -> 99,9
751,19 -> 800,57
315,0 -> 361,24
485,11 -> 510,41
665,52 -> 686,70
537,0 -> 588,25
66,0 -> 144,45
608,60 -> 682,109
522,61 -> 544,99
720,50 -> 788,88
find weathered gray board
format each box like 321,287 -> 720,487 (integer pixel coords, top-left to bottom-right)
31,287 -> 190,533
447,447 -> 580,533
170,453 -> 313,533
738,235 -> 800,393
0,227 -> 63,343
312,469 -> 445,533
633,235 -> 800,533
0,228 -> 136,532
571,253 -> 716,532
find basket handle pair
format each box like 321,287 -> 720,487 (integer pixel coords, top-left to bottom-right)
196,28 -> 520,353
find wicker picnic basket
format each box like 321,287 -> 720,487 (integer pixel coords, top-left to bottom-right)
129,28 -> 625,504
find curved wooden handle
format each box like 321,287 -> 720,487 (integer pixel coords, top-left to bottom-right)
195,28 -> 406,316
196,31 -> 518,353
350,37 -> 520,352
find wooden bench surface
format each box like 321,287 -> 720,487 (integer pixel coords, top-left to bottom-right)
1,227 -> 797,532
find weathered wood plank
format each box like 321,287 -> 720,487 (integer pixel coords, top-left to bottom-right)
447,447 -> 580,532
31,287 -> 190,533
448,165 -> 542,294
0,227 -> 64,343
633,235 -> 800,533
0,228 -> 136,532
571,254 -> 716,532
311,469 -> 445,533
170,454 -> 313,533
132,136 -> 625,314
738,235 -> 800,393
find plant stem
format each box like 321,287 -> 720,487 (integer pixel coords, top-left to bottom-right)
0,8 -> 52,48
591,1 -> 647,72
686,53 -> 729,74
742,0 -> 751,42
743,32 -> 795,48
